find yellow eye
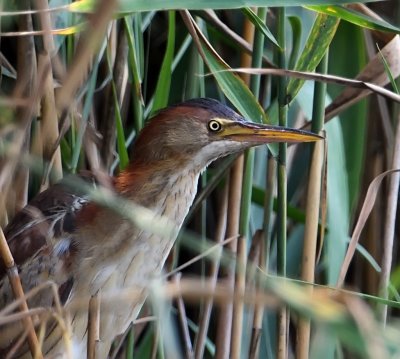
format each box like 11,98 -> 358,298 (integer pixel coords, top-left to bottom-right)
208,120 -> 222,132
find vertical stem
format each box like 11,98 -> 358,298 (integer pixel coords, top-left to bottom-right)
276,7 -> 287,359
87,293 -> 101,359
217,11 -> 254,359
36,0 -> 63,183
239,151 -> 255,237
231,235 -> 247,359
296,52 -> 328,359
276,8 -> 287,276
0,229 -> 42,358
173,274 -> 194,359
215,158 -> 243,359
194,185 -> 228,359
239,6 -> 267,237
124,16 -> 144,133
311,55 -> 328,134
379,112 -> 400,324
244,8 -> 268,359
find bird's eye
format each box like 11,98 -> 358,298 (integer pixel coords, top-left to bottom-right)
208,120 -> 222,132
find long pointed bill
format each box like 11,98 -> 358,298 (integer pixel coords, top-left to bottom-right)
223,121 -> 323,143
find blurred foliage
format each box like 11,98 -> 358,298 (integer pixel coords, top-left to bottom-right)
1,1 -> 400,358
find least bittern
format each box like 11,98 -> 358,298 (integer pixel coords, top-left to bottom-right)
0,98 -> 321,358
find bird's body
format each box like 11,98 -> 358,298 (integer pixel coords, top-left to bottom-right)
0,98 -> 321,358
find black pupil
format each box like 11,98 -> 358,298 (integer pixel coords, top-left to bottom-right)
210,121 -> 220,131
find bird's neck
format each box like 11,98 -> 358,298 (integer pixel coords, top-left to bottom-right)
74,160 -> 201,296
76,159 -> 201,261
116,159 -> 200,224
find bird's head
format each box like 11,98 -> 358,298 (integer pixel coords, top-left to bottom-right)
131,98 -> 322,170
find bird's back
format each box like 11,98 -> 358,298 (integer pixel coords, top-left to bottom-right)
0,176 -> 93,357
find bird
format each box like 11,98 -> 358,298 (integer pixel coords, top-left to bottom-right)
0,98 -> 321,358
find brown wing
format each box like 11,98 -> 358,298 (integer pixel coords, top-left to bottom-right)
0,174 -> 101,356
0,173 -> 100,305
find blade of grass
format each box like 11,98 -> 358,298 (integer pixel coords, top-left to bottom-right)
106,42 -> 129,170
286,13 -> 339,103
276,7 -> 288,359
296,52 -> 327,359
306,5 -> 400,34
151,11 -> 175,114
378,58 -> 400,322
288,16 -> 302,70
241,7 -> 280,49
124,16 -> 144,132
337,169 -> 400,288
68,0 -> 385,14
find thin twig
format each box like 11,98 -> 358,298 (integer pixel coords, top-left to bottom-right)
215,157 -> 243,359
379,113 -> 400,324
231,236 -> 247,359
172,273 -> 194,359
0,228 -> 42,358
248,231 -> 264,359
194,185 -> 228,359
87,293 -> 101,359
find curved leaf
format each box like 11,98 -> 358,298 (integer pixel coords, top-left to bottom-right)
306,5 -> 400,34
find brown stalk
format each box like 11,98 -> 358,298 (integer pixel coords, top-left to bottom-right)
0,228 -> 42,358
35,0 -> 63,185
296,138 -> 324,359
87,293 -> 101,359
84,112 -> 104,173
214,16 -> 254,351
358,97 -> 384,295
3,0 -> 37,220
172,274 -> 194,359
324,35 -> 400,122
215,157 -> 243,359
226,66 -> 400,104
248,232 -> 264,359
157,279 -> 279,309
194,185 -> 228,359
337,169 -> 400,288
231,235 -> 247,359
0,308 -> 50,326
379,113 -> 400,324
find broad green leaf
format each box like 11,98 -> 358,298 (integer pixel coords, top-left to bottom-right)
195,30 -> 267,124
287,13 -> 339,103
151,11 -> 176,114
307,5 -> 400,34
241,7 -> 280,48
324,119 -> 350,285
288,16 -> 302,69
69,0 -> 382,13
328,22 -> 368,216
